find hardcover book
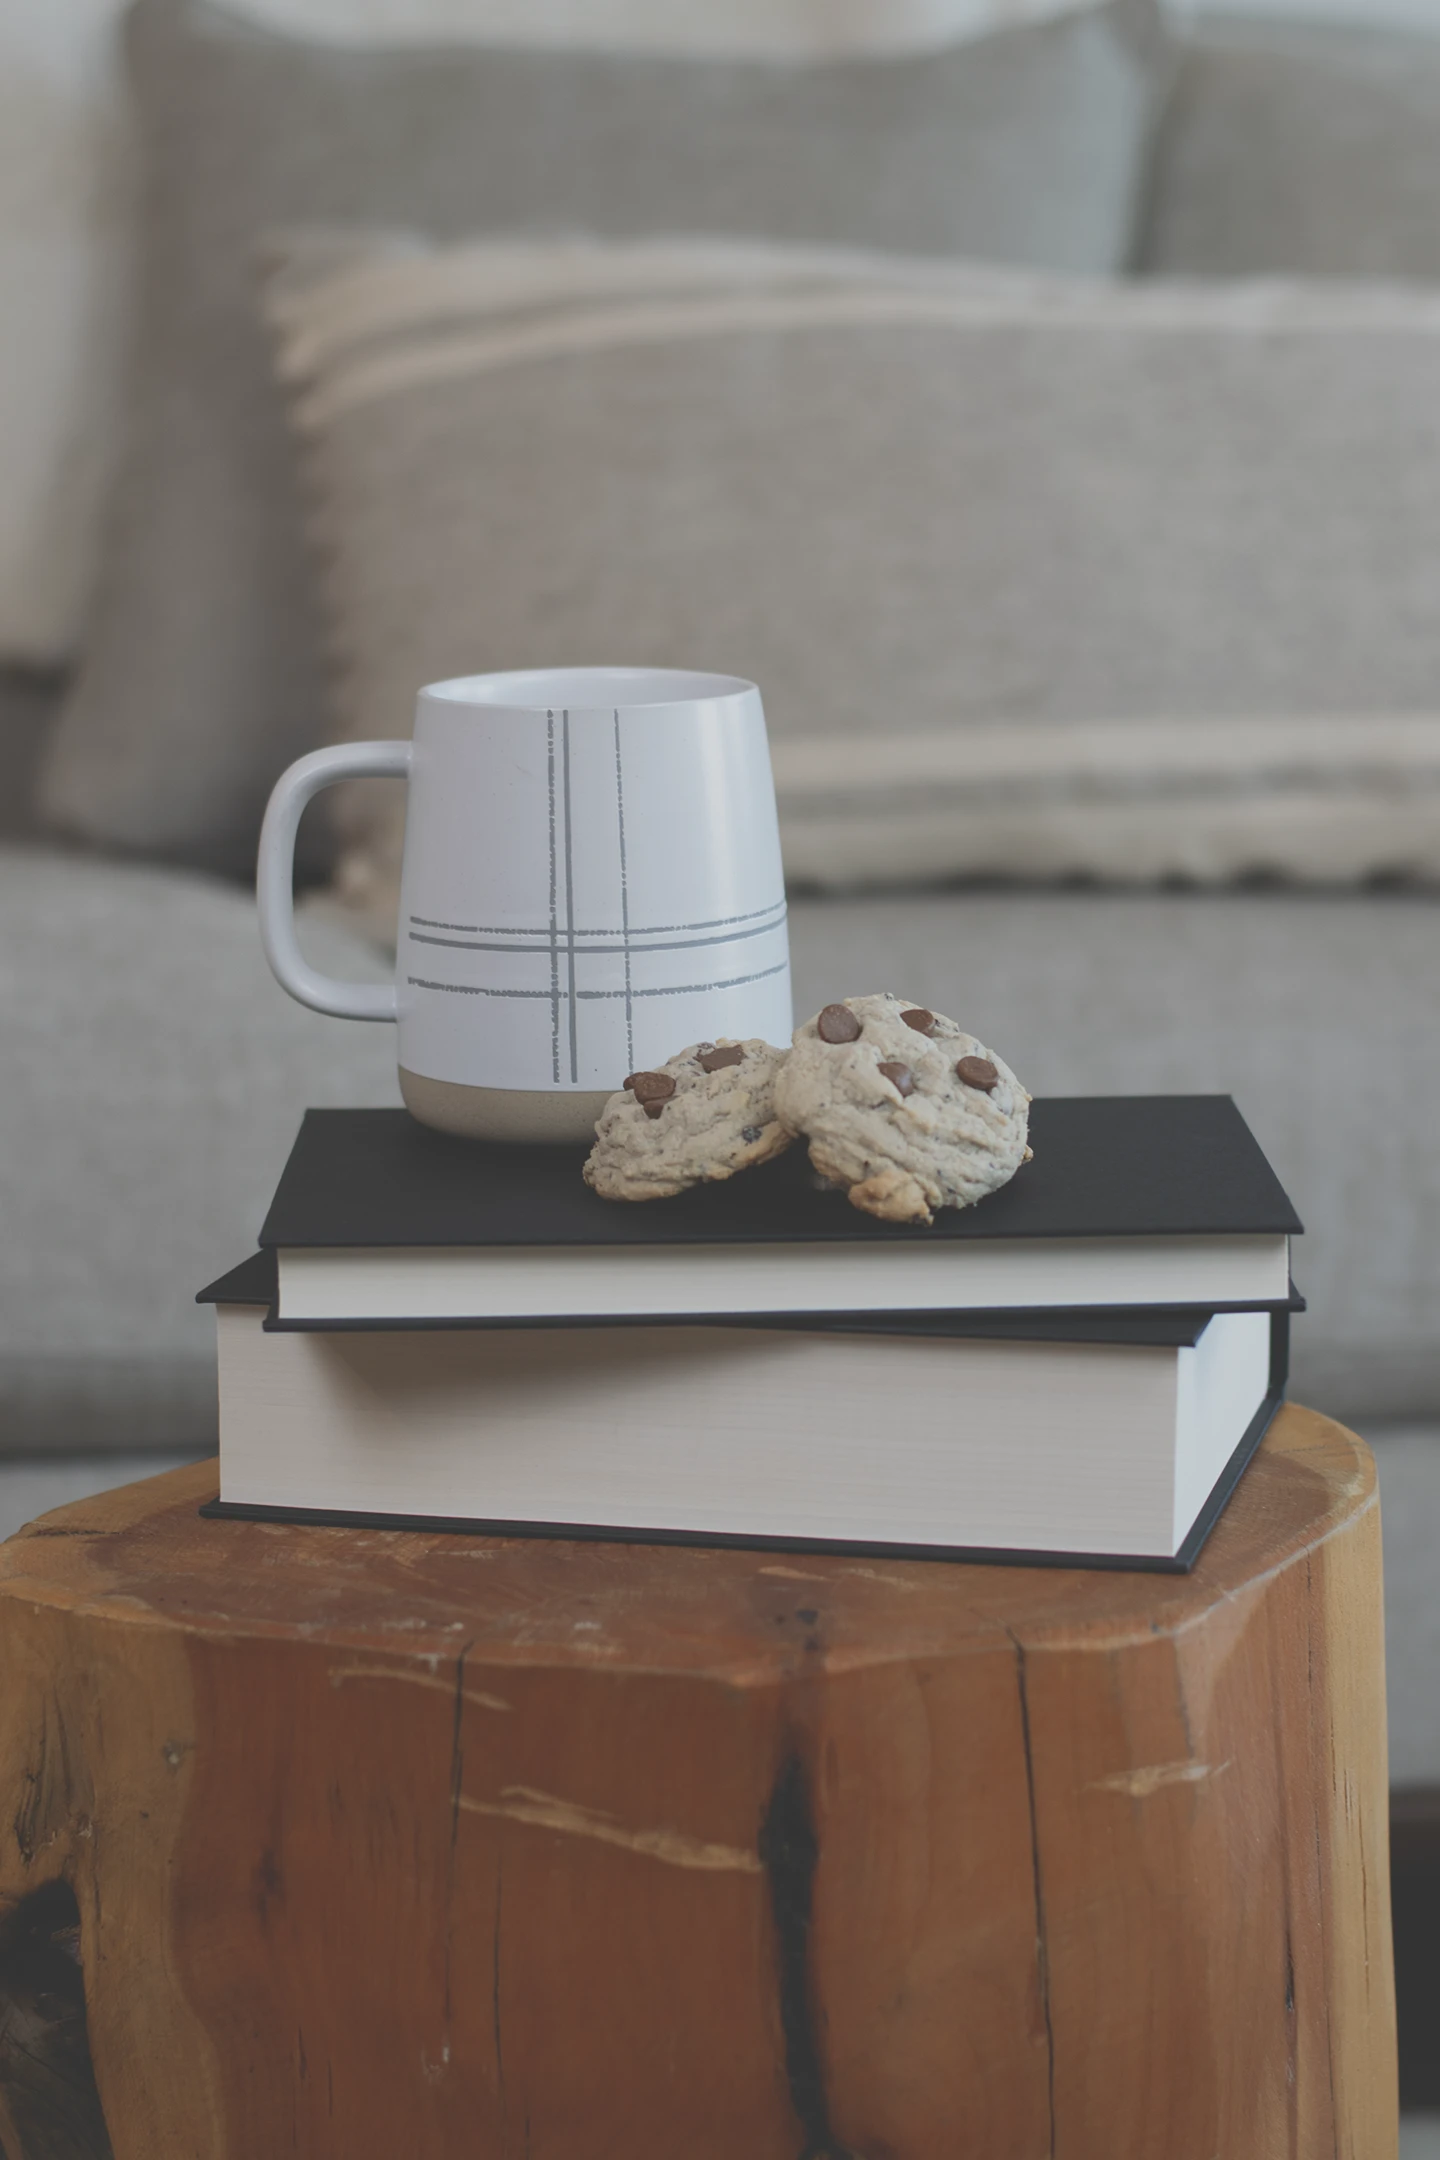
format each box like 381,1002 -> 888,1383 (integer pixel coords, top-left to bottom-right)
256,1098 -> 1302,1325
199,1253 -> 1289,1571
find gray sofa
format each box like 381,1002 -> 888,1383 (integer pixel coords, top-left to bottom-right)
2,12 -> 1438,1441
5,849 -> 1437,1453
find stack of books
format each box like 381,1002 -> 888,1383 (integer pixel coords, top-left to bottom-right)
198,1097 -> 1302,1572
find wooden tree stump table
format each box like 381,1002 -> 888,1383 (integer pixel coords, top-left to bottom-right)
0,1406 -> 1396,2159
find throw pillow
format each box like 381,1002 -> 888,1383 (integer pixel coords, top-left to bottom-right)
0,2 -> 136,664
34,0 -> 1173,883
262,233 -> 1440,915
1141,15 -> 1440,281
0,0 -> 1123,669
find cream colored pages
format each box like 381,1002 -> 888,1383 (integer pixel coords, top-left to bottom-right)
217,1308 -> 1273,1557
276,1235 -> 1292,1323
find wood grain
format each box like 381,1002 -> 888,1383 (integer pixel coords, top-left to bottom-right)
0,1406 -> 1396,2159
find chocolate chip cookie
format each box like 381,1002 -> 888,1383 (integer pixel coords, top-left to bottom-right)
774,993 -> 1031,1225
584,1038 -> 793,1201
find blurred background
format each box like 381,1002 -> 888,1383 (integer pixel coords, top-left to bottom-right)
2,0 -> 1439,2131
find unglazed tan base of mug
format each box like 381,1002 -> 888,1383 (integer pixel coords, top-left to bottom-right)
400,1068 -> 611,1145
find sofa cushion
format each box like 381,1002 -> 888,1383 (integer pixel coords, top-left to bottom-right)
0,845 -> 399,1454
787,886 -> 1440,1424
33,0 -> 1171,887
1141,14 -> 1440,281
5,843 -> 1436,1446
0,0 -> 1160,673
259,232 -> 1440,921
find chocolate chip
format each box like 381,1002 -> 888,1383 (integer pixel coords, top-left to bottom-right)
900,1007 -> 934,1034
697,1044 -> 744,1073
742,1124 -> 763,1143
629,1071 -> 676,1104
877,1060 -> 915,1097
817,1003 -> 862,1044
956,1055 -> 999,1091
642,1100 -> 667,1120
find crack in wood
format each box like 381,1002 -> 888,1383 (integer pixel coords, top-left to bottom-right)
492,1857 -> 505,2135
440,1636 -> 477,2054
758,1756 -> 854,2160
16,1530 -> 105,1542
13,1712 -> 70,1876
1009,1631 -> 1056,2160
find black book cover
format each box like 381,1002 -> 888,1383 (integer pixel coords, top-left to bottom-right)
257,1099 -> 1302,1254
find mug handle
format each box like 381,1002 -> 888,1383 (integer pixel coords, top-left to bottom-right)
256,740 -> 413,1020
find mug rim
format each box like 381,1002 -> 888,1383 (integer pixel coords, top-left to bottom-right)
420,666 -> 756,711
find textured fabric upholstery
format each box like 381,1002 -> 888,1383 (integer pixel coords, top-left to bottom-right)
258,233 -> 1440,927
0,0 -> 1140,669
0,846 -> 399,1453
1142,14 -> 1440,281
35,0 -> 1169,885
4,847 -> 1437,1449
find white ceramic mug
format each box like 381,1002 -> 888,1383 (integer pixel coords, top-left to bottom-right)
257,667 -> 793,1141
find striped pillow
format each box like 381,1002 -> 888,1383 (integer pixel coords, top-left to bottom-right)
264,234 -> 1440,932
